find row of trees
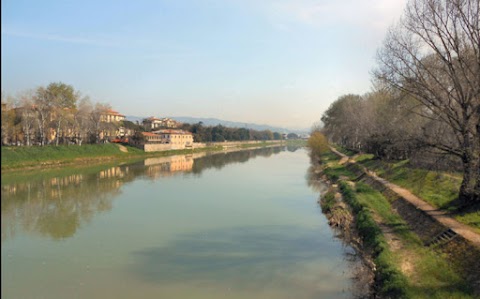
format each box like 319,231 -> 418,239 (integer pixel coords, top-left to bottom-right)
2,82 -> 287,147
179,122 -> 283,142
319,0 -> 479,203
1,82 -> 129,146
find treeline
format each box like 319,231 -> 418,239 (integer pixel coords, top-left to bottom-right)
317,0 -> 479,203
2,82 -> 284,146
1,82 -> 140,146
321,91 -> 424,161
179,122 -> 283,142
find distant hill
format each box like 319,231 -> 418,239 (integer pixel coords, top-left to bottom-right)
125,115 -> 308,135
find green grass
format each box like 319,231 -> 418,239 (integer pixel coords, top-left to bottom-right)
338,180 -> 473,298
323,165 -> 356,182
285,139 -> 308,147
354,153 -> 374,162
2,142 -> 279,171
333,146 -> 479,232
320,191 -> 336,213
338,181 -> 408,298
318,147 -> 477,297
239,141 -> 283,149
357,157 -> 479,232
332,144 -> 358,156
1,144 -> 135,169
320,150 -> 341,163
358,158 -> 460,209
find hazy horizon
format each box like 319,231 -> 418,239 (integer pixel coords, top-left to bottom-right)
2,0 -> 407,129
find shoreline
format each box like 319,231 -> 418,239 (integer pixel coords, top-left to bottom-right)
313,147 -> 480,297
311,163 -> 377,298
1,141 -> 287,173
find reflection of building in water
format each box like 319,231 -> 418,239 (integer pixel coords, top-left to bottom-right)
144,155 -> 194,179
98,166 -> 131,189
50,174 -> 84,187
2,167 -> 125,241
99,166 -> 129,179
3,174 -> 85,197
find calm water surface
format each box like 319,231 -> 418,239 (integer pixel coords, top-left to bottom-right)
2,147 -> 358,299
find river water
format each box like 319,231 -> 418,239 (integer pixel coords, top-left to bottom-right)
2,147 -> 359,298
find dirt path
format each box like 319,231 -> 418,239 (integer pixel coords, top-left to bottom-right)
116,144 -> 128,153
329,146 -> 351,165
329,146 -> 480,248
371,172 -> 480,247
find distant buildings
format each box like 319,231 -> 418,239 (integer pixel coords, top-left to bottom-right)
142,117 -> 180,131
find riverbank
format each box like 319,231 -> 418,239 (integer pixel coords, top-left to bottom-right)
313,148 -> 480,298
1,140 -> 290,172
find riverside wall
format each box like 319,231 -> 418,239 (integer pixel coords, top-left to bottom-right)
137,140 -> 284,152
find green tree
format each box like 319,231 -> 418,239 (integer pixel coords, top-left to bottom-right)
287,133 -> 299,139
46,82 -> 79,146
308,131 -> 329,158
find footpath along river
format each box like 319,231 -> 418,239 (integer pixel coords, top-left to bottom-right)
2,146 -> 365,299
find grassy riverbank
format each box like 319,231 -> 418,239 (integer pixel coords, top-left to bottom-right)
1,141 -> 291,171
353,154 -> 479,232
317,150 -> 476,298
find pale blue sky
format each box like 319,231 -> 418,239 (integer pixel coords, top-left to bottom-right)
1,0 -> 406,130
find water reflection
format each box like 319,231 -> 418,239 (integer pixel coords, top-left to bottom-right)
132,225 -> 350,297
1,147 -> 283,242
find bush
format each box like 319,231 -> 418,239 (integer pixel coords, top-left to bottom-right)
308,131 -> 329,158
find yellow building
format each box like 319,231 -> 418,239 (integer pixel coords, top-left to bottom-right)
101,109 -> 125,123
143,117 -> 180,131
152,129 -> 193,148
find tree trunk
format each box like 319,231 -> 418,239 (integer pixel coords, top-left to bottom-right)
55,120 -> 61,146
459,152 -> 480,203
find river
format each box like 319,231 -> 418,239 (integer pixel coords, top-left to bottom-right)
2,146 -> 360,298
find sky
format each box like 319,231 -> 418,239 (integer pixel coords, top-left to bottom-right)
1,0 -> 407,130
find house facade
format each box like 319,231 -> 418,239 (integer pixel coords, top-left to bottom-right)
101,109 -> 125,123
152,129 -> 193,148
99,109 -> 127,140
131,129 -> 194,151
143,117 -> 180,131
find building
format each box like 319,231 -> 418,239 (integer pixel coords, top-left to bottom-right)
143,117 -> 180,131
101,109 -> 125,123
152,129 -> 193,148
138,132 -> 164,143
159,118 -> 179,128
131,129 -> 194,151
99,109 -> 127,140
142,117 -> 163,131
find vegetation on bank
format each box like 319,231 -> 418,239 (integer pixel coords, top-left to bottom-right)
315,148 -> 475,298
1,141 -> 286,171
320,0 -> 479,204
353,154 -> 479,232
179,122 -> 285,143
339,181 -> 409,298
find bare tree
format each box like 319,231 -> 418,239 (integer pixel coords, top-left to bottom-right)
89,103 -> 110,144
71,97 -> 93,145
1,92 -> 13,145
18,91 -> 37,146
33,87 -> 53,146
375,0 -> 480,203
